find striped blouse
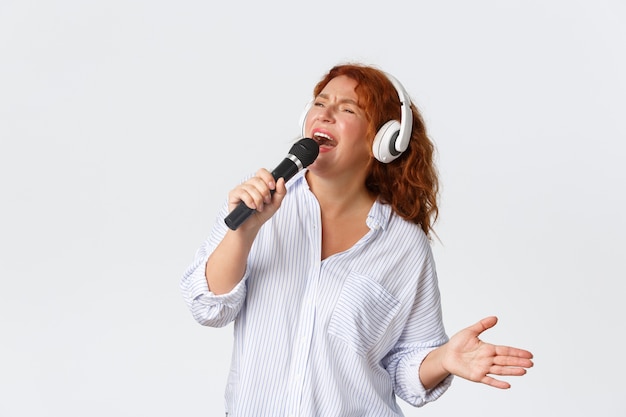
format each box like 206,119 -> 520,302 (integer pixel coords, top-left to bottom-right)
180,170 -> 453,417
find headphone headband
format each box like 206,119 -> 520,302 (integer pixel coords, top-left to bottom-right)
384,73 -> 413,156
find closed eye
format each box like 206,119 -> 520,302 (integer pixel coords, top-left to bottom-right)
313,99 -> 359,115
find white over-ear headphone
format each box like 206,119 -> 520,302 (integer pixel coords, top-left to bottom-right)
299,72 -> 413,163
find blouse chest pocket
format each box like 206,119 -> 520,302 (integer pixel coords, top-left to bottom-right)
327,271 -> 401,357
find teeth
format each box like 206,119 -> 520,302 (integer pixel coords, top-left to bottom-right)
313,132 -> 335,146
314,132 -> 332,140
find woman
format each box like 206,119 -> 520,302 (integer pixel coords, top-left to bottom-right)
180,63 -> 533,416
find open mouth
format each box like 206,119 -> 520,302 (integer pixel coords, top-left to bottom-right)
313,132 -> 336,147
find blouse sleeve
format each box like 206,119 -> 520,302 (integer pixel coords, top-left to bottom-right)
382,245 -> 454,407
179,201 -> 248,328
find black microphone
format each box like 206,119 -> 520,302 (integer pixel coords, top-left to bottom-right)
224,138 -> 319,230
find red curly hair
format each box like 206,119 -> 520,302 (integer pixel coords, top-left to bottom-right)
312,64 -> 439,236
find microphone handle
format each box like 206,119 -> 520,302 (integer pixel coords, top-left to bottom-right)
224,159 -> 300,230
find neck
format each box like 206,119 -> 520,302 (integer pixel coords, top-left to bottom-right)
305,171 -> 376,219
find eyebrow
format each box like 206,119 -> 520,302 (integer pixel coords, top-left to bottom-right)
317,93 -> 360,106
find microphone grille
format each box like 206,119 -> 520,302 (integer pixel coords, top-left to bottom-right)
289,138 -> 319,168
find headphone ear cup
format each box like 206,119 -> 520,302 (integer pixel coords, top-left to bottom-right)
299,100 -> 313,137
372,120 -> 402,163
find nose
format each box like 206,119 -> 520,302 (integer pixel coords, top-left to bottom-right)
303,103 -> 335,136
315,105 -> 335,123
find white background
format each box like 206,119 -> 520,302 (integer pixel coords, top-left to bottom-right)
1,1 -> 624,416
